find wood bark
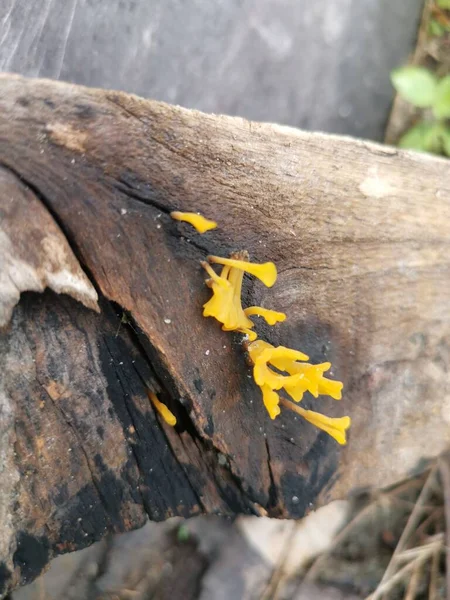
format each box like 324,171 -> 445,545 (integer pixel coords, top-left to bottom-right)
0,73 -> 449,596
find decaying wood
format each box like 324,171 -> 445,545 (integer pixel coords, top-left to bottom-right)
0,167 -> 99,325
0,73 -> 449,596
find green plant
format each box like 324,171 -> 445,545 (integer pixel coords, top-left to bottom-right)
177,523 -> 190,542
429,16 -> 450,36
390,66 -> 450,156
437,0 -> 450,10
429,0 -> 450,36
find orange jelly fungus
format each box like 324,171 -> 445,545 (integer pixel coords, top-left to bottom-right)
197,241 -> 350,444
279,398 -> 350,446
201,252 -> 284,339
170,211 -> 217,233
244,306 -> 286,325
148,391 -> 177,426
207,255 -> 277,287
247,340 -> 349,444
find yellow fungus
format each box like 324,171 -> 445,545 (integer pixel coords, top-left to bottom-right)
239,328 -> 258,341
208,255 -> 278,287
171,211 -> 217,233
257,345 -> 310,364
248,341 -> 342,403
261,384 -> 281,420
247,340 -> 348,444
148,391 -> 177,426
201,259 -> 253,332
246,339 -> 273,360
253,355 -> 306,390
244,306 -> 286,325
201,252 -> 283,341
280,398 -> 350,445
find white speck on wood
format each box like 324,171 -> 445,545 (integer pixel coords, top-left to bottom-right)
359,166 -> 394,199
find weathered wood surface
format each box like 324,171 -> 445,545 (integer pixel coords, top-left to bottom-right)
0,73 -> 450,595
0,0 -> 422,141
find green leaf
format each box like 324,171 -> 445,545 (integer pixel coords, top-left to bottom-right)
433,75 -> 450,119
391,67 -> 438,107
398,122 -> 430,151
437,0 -> 450,9
398,122 -> 444,154
429,18 -> 446,37
441,127 -> 450,156
177,524 -> 190,542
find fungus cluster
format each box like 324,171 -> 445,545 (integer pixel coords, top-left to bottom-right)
153,211 -> 350,445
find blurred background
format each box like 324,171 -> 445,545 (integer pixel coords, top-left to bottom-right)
1,0 -> 422,141
3,1 -> 444,599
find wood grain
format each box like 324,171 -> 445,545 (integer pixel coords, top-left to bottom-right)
0,73 -> 449,596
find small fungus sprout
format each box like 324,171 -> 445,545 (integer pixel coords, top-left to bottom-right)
171,211 -> 217,233
148,391 -> 177,426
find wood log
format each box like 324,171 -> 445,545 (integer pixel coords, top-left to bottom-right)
0,73 -> 449,596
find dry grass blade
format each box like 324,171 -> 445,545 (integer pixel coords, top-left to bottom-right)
299,460 -> 447,599
365,552 -> 431,600
305,473 -> 428,585
374,466 -> 438,591
261,522 -> 299,600
428,547 -> 441,600
394,535 -> 444,563
415,508 -> 445,542
112,591 -> 140,599
404,556 -> 424,600
304,500 -> 378,582
438,455 -> 450,600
